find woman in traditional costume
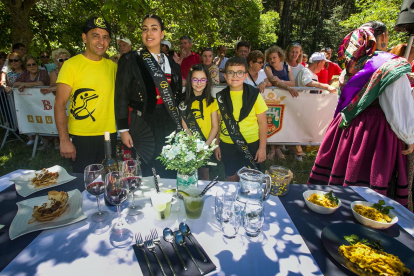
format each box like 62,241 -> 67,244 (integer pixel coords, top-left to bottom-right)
308,21 -> 414,211
115,14 -> 183,178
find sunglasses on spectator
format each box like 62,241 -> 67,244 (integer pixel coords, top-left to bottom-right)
254,60 -> 264,65
40,55 -> 49,58
57,58 -> 69,62
191,77 -> 207,84
26,63 -> 37,67
9,59 -> 20,62
290,42 -> 301,46
225,70 -> 246,78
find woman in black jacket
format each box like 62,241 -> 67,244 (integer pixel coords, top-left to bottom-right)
115,14 -> 183,178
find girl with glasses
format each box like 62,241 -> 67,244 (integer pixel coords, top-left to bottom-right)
4,53 -> 23,93
180,64 -> 218,180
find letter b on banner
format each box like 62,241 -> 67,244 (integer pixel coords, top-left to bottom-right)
42,100 -> 52,110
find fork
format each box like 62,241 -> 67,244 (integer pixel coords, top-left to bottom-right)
135,233 -> 154,276
146,235 -> 167,276
151,228 -> 177,276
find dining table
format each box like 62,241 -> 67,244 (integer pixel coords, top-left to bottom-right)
0,169 -> 413,276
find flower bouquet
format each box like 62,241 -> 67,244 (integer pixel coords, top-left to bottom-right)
157,130 -> 217,189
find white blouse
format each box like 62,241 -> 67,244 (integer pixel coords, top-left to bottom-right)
379,75 -> 414,145
244,69 -> 267,87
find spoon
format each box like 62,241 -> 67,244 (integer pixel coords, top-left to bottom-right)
163,228 -> 187,270
174,231 -> 204,275
179,222 -> 207,262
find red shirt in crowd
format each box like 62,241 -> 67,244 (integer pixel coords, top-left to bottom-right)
316,67 -> 328,84
327,62 -> 342,82
180,52 -> 200,79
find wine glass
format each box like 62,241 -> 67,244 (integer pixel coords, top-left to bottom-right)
105,171 -> 129,234
84,164 -> 109,222
121,160 -> 142,216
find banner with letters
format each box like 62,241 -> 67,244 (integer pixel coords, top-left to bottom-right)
212,87 -> 338,144
13,88 -> 59,134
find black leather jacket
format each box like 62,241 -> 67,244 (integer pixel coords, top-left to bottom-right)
115,50 -> 183,130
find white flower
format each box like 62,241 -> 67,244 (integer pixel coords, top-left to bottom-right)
166,150 -> 176,159
196,143 -> 204,152
185,152 -> 195,161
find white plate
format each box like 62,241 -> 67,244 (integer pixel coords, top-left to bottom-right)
11,165 -> 76,197
9,189 -> 87,240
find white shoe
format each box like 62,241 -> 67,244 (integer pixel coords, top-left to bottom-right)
26,140 -> 34,146
302,152 -> 307,156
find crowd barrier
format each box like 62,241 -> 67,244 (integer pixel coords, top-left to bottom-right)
4,86 -> 338,158
0,87 -> 24,150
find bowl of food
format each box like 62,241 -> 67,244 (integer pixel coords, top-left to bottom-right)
303,190 -> 341,214
350,201 -> 398,230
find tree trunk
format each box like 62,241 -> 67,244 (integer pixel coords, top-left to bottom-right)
1,0 -> 39,51
278,0 -> 293,49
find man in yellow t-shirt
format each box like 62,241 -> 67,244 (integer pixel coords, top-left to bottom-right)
215,57 -> 268,181
55,17 -> 117,172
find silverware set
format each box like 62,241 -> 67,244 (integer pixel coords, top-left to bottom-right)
135,225 -> 207,275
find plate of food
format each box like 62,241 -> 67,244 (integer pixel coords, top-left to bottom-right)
303,190 -> 341,214
321,223 -> 413,276
11,165 -> 76,197
9,189 -> 87,240
351,200 -> 398,230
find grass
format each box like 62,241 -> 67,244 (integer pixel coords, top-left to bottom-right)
0,128 -> 317,183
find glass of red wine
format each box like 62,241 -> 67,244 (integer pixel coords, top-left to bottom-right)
105,171 -> 129,233
84,164 -> 109,222
121,160 -> 142,216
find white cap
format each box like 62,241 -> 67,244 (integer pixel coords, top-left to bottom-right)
309,52 -> 331,63
104,131 -> 110,141
117,37 -> 131,45
161,41 -> 171,49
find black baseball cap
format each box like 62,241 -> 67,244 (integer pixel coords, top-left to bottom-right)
83,17 -> 111,37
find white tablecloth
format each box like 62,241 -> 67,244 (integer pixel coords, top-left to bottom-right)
0,169 -> 33,193
2,178 -> 322,276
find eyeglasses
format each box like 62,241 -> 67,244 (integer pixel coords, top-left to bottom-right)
254,61 -> 264,65
191,77 -> 207,84
290,42 -> 301,46
40,55 -> 49,58
9,59 -> 20,63
225,70 -> 246,78
26,63 -> 37,67
57,58 -> 69,62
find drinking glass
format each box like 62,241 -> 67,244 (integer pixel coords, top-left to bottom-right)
243,201 -> 265,237
121,160 -> 142,216
215,190 -> 236,223
105,171 -> 129,233
84,164 -> 109,222
182,187 -> 205,219
220,202 -> 244,239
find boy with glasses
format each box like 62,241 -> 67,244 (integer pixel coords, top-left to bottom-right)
214,57 -> 268,181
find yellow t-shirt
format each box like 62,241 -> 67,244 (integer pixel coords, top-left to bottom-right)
190,98 -> 218,140
219,91 -> 268,144
57,54 -> 117,136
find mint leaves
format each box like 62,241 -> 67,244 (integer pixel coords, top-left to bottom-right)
324,190 -> 339,205
373,200 -> 394,215
344,234 -> 384,251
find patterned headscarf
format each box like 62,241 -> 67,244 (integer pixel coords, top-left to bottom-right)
338,26 -> 376,77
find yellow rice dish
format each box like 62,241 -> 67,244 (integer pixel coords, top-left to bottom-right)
339,242 -> 410,275
353,205 -> 392,223
307,193 -> 338,208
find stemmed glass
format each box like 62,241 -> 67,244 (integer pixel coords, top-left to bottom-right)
121,160 -> 142,216
84,164 -> 109,222
105,171 -> 129,233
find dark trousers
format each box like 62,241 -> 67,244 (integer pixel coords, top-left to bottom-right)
69,132 -> 117,173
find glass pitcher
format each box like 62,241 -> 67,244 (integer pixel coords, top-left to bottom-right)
236,167 -> 271,203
